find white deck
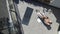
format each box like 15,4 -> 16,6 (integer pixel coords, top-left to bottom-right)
17,1 -> 59,34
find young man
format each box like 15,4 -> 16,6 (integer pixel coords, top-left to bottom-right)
36,10 -> 52,25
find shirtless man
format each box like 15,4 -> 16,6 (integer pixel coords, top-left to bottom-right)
36,10 -> 52,25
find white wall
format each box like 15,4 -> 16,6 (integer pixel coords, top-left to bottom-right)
50,0 -> 60,8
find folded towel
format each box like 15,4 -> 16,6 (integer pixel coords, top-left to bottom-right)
37,18 -> 42,23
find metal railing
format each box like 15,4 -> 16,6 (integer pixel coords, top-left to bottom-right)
6,0 -> 24,34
